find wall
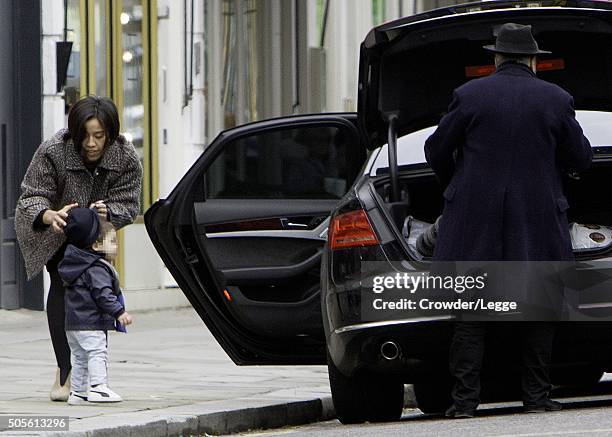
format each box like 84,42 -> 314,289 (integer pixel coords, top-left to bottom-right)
155,0 -> 206,288
43,0 -> 433,304
319,0 -> 416,113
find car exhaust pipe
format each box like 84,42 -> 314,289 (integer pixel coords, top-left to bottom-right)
380,341 -> 400,361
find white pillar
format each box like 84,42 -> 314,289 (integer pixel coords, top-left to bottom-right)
41,0 -> 66,140
41,0 -> 66,307
157,0 -> 203,198
399,0 -> 418,17
385,0 -> 400,20
205,0 -> 224,142
324,0 -> 373,112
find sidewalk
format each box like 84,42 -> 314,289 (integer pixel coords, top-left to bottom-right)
0,306 -> 335,436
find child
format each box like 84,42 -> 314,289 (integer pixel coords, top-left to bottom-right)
58,207 -> 133,405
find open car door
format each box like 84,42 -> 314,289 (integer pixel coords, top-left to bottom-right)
145,114 -> 367,365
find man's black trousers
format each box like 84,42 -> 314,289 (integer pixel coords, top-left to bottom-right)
449,321 -> 555,410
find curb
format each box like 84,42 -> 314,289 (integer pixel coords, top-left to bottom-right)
9,387 -> 416,436
33,396 -> 336,437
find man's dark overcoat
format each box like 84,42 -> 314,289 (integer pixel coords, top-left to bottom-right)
425,62 -> 592,262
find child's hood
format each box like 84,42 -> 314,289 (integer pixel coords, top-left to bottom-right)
58,244 -> 104,285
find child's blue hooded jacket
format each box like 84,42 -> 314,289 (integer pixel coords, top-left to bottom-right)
58,244 -> 125,331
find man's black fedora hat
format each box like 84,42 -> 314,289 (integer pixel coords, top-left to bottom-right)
483,23 -> 551,55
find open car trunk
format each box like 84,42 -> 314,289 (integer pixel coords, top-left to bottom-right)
372,155 -> 612,261
359,4 -> 612,147
360,5 -> 612,260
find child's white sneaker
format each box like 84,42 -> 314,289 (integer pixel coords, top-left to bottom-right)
87,384 -> 122,402
67,391 -> 88,405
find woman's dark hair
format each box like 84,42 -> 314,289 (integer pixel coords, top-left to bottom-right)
65,95 -> 121,151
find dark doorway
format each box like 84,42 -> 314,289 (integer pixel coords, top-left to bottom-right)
0,0 -> 43,310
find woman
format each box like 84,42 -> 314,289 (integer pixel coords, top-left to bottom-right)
15,96 -> 142,401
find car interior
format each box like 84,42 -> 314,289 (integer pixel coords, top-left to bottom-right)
368,21 -> 612,260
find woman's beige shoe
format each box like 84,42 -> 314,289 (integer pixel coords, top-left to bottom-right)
50,368 -> 70,402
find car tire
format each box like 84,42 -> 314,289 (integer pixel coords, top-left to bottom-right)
327,354 -> 404,424
413,378 -> 453,414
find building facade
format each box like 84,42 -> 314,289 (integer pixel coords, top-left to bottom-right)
0,0 -> 43,310
5,0 -> 463,310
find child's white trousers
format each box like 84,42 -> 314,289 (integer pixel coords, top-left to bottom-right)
66,330 -> 107,392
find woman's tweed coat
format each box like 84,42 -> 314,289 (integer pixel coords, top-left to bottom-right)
15,128 -> 143,279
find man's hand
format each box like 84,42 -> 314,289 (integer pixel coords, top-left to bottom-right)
117,312 -> 133,327
89,200 -> 108,221
43,203 -> 79,233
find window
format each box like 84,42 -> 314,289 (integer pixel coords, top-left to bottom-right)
59,0 -> 158,283
94,0 -> 108,97
206,126 -> 350,199
115,0 -> 157,211
64,0 -> 82,106
61,0 -> 157,211
220,0 -> 259,128
372,0 -> 386,25
120,1 -> 145,164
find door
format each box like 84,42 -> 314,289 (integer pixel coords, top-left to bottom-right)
0,0 -> 18,310
145,114 -> 367,365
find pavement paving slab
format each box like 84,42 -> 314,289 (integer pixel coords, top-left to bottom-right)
0,307 -> 334,436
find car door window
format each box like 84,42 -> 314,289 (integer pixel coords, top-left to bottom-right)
205,126 -> 349,199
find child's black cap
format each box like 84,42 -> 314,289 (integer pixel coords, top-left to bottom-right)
64,207 -> 100,249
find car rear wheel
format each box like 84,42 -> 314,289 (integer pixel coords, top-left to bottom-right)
413,377 -> 453,414
327,354 -> 404,424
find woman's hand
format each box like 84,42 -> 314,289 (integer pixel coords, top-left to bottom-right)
43,203 -> 79,233
89,200 -> 108,220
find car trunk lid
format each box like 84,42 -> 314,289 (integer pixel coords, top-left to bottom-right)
358,1 -> 612,148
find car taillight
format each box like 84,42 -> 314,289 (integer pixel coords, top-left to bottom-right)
329,209 -> 379,250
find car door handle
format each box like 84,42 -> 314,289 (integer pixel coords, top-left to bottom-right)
280,218 -> 309,229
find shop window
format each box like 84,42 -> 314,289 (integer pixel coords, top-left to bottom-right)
315,0 -> 326,46
59,0 -> 157,212
56,0 -> 157,283
221,0 -> 259,129
64,0 -> 82,108
372,0 -> 386,25
94,0 -> 108,97
115,0 -> 157,212
120,1 -> 144,164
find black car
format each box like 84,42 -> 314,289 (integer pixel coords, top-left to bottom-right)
145,0 -> 612,424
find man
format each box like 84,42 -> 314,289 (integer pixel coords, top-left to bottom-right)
424,23 -> 592,418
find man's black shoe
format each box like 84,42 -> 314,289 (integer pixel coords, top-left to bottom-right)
445,404 -> 476,419
524,399 -> 563,413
